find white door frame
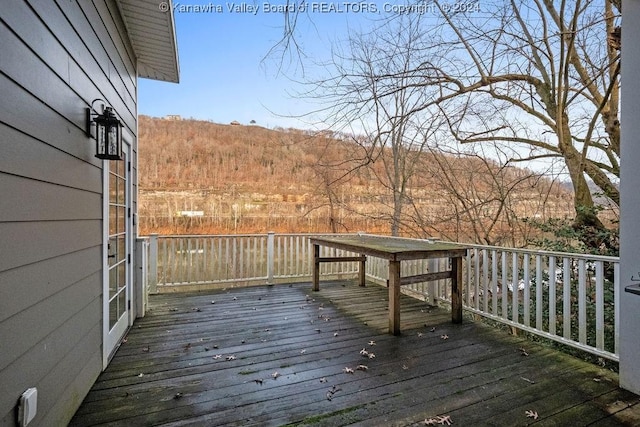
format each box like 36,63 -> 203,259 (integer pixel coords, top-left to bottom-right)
102,130 -> 134,368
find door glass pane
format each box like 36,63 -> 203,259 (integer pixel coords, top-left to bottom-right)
118,291 -> 126,318
118,262 -> 126,290
117,236 -> 126,264
109,173 -> 117,202
117,176 -> 126,204
108,237 -> 117,267
109,267 -> 117,298
109,298 -> 117,329
118,206 -> 126,234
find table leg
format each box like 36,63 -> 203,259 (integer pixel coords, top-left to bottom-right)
389,260 -> 401,335
451,256 -> 463,323
359,254 -> 366,287
312,244 -> 320,292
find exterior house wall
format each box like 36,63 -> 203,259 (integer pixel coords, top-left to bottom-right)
0,1 -> 138,425
619,0 -> 640,395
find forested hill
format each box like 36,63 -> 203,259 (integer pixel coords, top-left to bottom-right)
137,115 -> 573,245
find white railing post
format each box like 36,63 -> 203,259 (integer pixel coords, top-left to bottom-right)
134,237 -> 148,317
267,231 -> 275,284
148,233 -> 158,294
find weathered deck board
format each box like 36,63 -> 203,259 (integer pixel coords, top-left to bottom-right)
71,281 -> 640,426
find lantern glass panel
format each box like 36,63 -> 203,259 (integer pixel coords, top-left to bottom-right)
96,122 -> 107,157
107,124 -> 120,157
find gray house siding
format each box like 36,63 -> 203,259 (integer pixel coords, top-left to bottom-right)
0,0 -> 138,425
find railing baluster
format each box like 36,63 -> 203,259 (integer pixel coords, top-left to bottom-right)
148,234 -> 158,293
536,254 -> 543,331
563,257 -> 571,340
474,248 -> 480,310
523,253 -> 530,327
225,237 -> 230,280
549,255 -> 556,336
491,250 -> 498,315
501,251 -> 507,319
483,249 -> 489,313
217,237 -> 222,281
578,259 -> 587,345
267,232 -> 274,283
464,249 -> 473,307
596,261 -> 604,350
512,252 -> 519,324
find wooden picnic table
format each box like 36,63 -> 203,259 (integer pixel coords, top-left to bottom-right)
309,235 -> 468,335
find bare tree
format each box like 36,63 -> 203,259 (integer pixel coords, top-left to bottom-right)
305,15 -> 448,236
399,0 -> 620,250
404,142 -> 567,246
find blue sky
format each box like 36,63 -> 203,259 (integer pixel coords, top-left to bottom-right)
138,1 -> 386,129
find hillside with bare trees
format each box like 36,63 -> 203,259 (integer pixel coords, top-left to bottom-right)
138,115 -> 574,245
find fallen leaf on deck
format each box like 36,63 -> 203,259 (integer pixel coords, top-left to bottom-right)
213,354 -> 222,359
440,334 -> 449,340
368,340 -> 376,346
525,409 -> 538,420
360,348 -> 369,356
424,415 -> 452,425
272,371 -> 280,379
368,353 -> 376,359
356,365 -> 368,371
519,347 -> 529,356
319,377 -> 327,383
326,385 -> 341,401
226,355 -> 236,361
174,392 -> 183,399
254,379 -> 263,385
343,367 -> 354,374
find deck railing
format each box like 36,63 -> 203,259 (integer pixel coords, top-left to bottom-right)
143,233 -> 620,361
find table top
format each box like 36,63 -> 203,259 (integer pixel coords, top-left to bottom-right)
309,235 -> 468,261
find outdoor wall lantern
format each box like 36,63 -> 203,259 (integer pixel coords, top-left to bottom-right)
86,99 -> 123,160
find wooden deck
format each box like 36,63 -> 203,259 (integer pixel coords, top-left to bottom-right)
71,281 -> 640,426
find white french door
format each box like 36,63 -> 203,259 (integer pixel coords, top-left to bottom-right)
103,132 -> 133,367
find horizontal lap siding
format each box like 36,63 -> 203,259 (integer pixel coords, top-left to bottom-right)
0,1 -> 137,426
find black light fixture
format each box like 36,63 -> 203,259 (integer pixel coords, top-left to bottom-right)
86,99 -> 123,160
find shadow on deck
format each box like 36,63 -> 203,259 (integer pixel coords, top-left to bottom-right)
71,281 -> 640,426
